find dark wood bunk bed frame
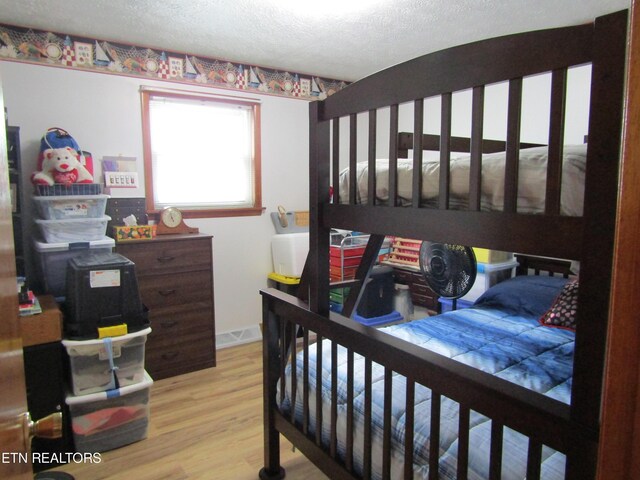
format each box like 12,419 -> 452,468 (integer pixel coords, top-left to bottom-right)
260,10 -> 628,480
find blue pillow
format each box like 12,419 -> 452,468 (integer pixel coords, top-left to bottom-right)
473,275 -> 569,318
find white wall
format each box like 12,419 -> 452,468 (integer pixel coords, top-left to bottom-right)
0,61 -> 310,338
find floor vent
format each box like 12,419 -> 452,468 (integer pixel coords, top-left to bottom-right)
216,325 -> 262,349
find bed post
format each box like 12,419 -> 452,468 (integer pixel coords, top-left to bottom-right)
308,101 -> 331,315
567,9 -> 628,480
259,296 -> 286,480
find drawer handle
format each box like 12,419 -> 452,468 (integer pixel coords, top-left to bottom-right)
161,352 -> 179,361
157,255 -> 175,263
158,289 -> 176,297
161,320 -> 178,329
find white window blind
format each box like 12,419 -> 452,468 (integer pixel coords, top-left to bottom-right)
144,92 -> 260,213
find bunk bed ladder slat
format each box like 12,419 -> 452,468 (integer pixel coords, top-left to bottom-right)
489,421 -> 504,480
504,78 -> 523,213
315,336 -> 323,446
346,349 -> 355,472
546,68 -> 568,215
404,379 -> 416,479
368,109 -> 378,206
389,104 -> 400,206
439,93 -> 453,209
383,367 -> 393,479
457,405 -> 470,480
332,118 -> 341,204
279,317 -> 287,407
428,392 -> 442,480
302,328 -> 310,435
526,439 -> 543,480
469,86 -> 485,211
330,340 -> 338,458
412,99 -> 424,208
349,114 -> 358,205
363,358 -> 373,480
289,320 -> 297,425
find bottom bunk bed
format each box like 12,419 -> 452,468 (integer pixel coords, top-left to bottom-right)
261,257 -> 582,480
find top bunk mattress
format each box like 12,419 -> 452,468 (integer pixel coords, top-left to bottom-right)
338,144 -> 586,216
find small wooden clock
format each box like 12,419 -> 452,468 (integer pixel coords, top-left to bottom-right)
156,207 -> 199,235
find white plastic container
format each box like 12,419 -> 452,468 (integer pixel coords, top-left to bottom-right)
35,215 -> 111,243
62,327 -> 151,396
33,194 -> 109,220
66,370 -> 153,453
271,232 -> 309,277
460,259 -> 519,302
33,236 -> 115,298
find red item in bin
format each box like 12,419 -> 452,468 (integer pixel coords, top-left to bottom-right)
330,265 -> 357,279
330,245 -> 366,258
330,255 -> 362,267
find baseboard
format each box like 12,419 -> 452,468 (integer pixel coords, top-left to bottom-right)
216,325 -> 262,349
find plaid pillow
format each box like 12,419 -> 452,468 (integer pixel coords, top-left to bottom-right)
539,280 -> 579,330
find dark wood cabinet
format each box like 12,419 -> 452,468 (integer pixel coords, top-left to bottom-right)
21,295 -> 72,472
116,234 -> 216,379
392,266 -> 439,312
7,126 -> 26,277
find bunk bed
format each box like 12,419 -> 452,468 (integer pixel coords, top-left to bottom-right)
260,9 -> 627,480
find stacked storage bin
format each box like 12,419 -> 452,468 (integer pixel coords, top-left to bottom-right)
32,186 -> 153,453
32,187 -> 113,299
62,332 -> 152,453
61,252 -> 152,453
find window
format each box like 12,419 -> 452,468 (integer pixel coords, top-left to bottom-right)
141,89 -> 262,217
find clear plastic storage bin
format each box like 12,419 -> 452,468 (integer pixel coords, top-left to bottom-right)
66,370 -> 152,453
35,215 -> 111,243
62,327 -> 151,396
33,237 -> 115,298
33,194 -> 109,220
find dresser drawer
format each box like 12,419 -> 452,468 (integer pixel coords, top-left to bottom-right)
393,269 -> 414,284
410,271 -> 429,286
411,292 -> 439,310
117,237 -> 212,275
139,270 -> 213,308
147,304 -> 213,347
411,282 -> 436,298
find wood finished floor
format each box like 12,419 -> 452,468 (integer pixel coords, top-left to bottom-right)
50,340 -> 328,480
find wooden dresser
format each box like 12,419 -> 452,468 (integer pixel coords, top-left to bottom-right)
391,266 -> 440,313
116,233 -> 216,379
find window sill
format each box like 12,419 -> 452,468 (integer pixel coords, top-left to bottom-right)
179,206 -> 266,219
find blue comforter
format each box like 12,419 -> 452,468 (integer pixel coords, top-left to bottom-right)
278,304 -> 574,479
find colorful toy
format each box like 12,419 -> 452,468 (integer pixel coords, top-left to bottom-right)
31,147 -> 94,186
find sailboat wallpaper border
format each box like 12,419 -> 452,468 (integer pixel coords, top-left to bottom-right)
0,24 -> 350,100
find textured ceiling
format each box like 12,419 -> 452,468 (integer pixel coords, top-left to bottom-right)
0,0 -> 630,82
